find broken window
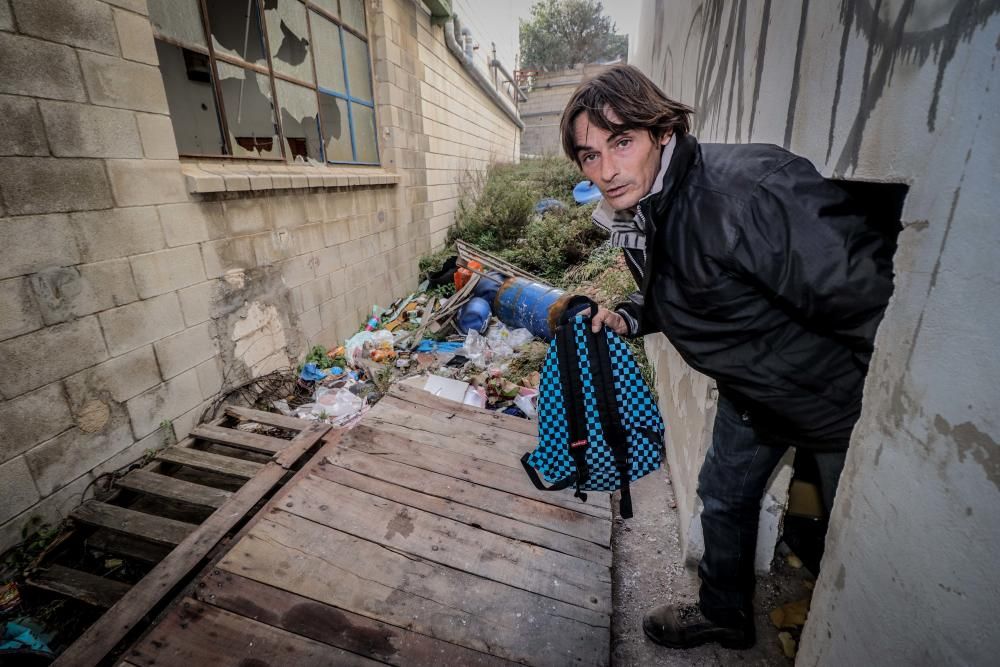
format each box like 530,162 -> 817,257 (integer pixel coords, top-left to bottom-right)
148,0 -> 379,165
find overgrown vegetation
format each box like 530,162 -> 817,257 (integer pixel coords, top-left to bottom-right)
420,156 -> 657,393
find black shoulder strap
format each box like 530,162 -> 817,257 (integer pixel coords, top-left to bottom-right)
557,322 -> 590,502
584,326 -> 634,518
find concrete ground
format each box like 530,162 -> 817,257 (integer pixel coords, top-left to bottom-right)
610,464 -> 814,666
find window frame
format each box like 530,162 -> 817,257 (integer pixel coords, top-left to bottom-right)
150,0 -> 380,166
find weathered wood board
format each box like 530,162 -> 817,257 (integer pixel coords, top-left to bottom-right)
124,388 -> 613,666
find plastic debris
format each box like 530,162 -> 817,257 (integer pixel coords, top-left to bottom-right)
0,582 -> 20,613
299,363 -> 329,382
777,631 -> 797,658
573,179 -> 603,204
769,598 -> 810,629
1,621 -> 52,654
457,297 -> 492,335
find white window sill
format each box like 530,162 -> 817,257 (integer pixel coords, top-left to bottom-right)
180,161 -> 400,194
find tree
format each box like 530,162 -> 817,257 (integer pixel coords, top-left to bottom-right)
519,0 -> 627,71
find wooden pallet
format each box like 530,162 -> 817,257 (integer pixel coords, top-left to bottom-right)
24,405 -> 330,666
118,386 -> 614,667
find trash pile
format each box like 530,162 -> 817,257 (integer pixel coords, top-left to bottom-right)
282,241 -> 568,426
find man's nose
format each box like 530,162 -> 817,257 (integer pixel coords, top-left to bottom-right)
601,156 -> 618,184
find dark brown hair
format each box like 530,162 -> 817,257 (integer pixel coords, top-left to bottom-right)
560,64 -> 694,165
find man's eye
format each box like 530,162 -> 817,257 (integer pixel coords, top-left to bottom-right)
583,153 -> 598,163
617,138 -> 632,148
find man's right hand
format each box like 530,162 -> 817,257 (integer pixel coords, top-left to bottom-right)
588,306 -> 629,335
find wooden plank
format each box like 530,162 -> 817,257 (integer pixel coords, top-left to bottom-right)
219,512 -> 610,667
86,530 -> 172,564
284,475 -> 611,612
195,569 -> 520,667
224,404 -> 307,431
52,422 -> 331,667
117,469 -> 232,510
388,383 -> 538,436
125,597 -> 381,667
315,458 -> 611,565
370,394 -> 535,459
156,445 -> 263,480
27,564 -> 131,608
72,502 -> 195,547
190,423 -> 288,455
341,425 -> 612,519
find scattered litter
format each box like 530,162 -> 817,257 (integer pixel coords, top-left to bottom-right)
0,582 -> 20,613
769,598 -> 810,629
573,179 -> 603,204
423,375 -> 471,403
1,620 -> 52,654
777,631 -> 797,658
786,552 -> 804,569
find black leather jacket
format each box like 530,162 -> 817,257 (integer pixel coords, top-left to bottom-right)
617,134 -> 893,450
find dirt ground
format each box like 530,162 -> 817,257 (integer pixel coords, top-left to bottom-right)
610,463 -> 814,666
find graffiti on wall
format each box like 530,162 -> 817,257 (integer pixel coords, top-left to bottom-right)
648,0 -> 1000,173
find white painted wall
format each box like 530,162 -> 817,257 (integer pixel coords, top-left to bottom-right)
635,1 -> 1000,662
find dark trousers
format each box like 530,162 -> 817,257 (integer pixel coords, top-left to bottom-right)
696,396 -> 846,627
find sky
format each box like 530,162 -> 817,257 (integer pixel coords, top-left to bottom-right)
449,0 -> 643,74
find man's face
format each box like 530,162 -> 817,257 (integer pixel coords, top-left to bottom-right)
572,110 -> 670,211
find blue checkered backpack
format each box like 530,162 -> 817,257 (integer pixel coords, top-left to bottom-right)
521,297 -> 665,518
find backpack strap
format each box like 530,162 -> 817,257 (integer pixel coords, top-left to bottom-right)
557,321 -> 590,502
585,326 -> 635,519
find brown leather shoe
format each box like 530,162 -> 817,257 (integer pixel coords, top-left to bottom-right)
642,603 -> 755,650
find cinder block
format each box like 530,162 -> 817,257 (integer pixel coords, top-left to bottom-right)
0,277 -> 42,341
135,113 -> 178,160
30,259 -> 139,324
125,367 -> 201,438
153,322 -> 217,379
12,0 -> 118,55
158,201 -> 226,247
222,197 -> 272,235
0,316 -> 109,399
194,355 -> 224,400
299,306 -> 322,340
293,223 -> 326,255
319,293 -> 347,331
38,100 -> 141,158
170,399 -> 211,441
266,196 -> 307,230
131,245 -> 206,298
327,268 -> 346,297
0,383 -> 74,463
304,193 -> 326,222
0,33 -> 86,102
178,280 -> 216,326
0,457 -> 40,524
25,411 -> 134,496
98,292 -> 184,357
280,256 -> 315,289
106,159 -> 187,206
0,215 -> 80,281
113,7 -> 157,64
79,50 -> 167,113
315,245 -> 343,276
323,219 -> 352,246
63,345 -> 161,408
200,237 -> 257,278
0,2 -> 11,30
0,95 -> 49,156
250,229 -> 294,266
181,165 -> 225,193
296,277 -> 333,313
71,205 -> 165,262
0,157 -> 112,215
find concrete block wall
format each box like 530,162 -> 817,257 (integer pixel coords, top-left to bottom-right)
0,0 -> 519,552
636,1 -> 1000,662
520,63 -> 616,157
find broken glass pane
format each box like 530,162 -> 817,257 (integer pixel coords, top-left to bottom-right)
155,40 -> 225,155
318,93 -> 352,162
310,11 -> 346,94
343,31 -> 372,102
216,61 -> 280,158
340,0 -> 366,33
352,103 -> 378,163
310,0 -> 338,17
275,79 -> 322,162
148,0 -> 206,47
263,0 -> 315,83
207,0 -> 267,66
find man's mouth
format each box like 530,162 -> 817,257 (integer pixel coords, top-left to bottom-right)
605,184 -> 629,199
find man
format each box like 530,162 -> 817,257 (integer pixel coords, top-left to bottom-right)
560,64 -> 893,650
